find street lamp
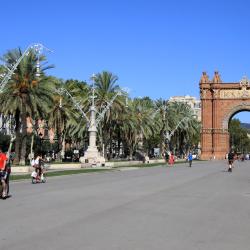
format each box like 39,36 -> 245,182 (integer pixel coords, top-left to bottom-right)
0,43 -> 53,160
0,115 -> 16,157
0,43 -> 52,92
165,115 -> 197,141
164,114 -> 197,154
56,76 -> 129,166
84,79 -> 129,166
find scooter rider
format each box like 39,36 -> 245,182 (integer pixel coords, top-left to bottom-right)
0,147 -> 8,199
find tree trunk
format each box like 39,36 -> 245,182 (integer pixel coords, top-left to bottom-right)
128,137 -> 134,160
19,136 -> 27,165
19,111 -> 27,165
13,110 -> 21,164
160,128 -> 165,157
7,134 -> 16,157
102,125 -> 108,160
13,133 -> 21,164
129,148 -> 133,160
108,127 -> 113,159
117,139 -> 121,157
60,132 -> 66,161
99,126 -> 104,157
30,134 -> 34,159
54,121 -> 62,154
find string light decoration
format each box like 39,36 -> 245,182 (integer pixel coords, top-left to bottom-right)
0,43 -> 52,92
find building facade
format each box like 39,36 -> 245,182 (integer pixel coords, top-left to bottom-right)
169,95 -> 201,121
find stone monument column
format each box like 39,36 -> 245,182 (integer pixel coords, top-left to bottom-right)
83,88 -> 105,166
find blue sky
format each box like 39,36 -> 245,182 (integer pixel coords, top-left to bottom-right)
1,0 -> 250,121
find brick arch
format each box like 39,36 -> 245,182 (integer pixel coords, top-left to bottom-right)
222,103 -> 250,130
200,72 -> 250,159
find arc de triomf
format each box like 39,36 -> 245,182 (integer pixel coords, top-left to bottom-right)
200,71 -> 250,160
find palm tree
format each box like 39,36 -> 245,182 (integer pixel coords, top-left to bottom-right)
0,65 -> 5,79
153,100 -> 182,156
154,99 -> 168,155
119,98 -> 155,159
0,48 -> 54,165
167,102 -> 200,156
48,79 -> 88,159
63,79 -> 90,153
92,71 -> 124,158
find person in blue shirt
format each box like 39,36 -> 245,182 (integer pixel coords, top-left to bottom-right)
187,152 -> 193,167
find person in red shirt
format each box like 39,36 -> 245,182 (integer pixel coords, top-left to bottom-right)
0,147 -> 8,198
168,152 -> 175,166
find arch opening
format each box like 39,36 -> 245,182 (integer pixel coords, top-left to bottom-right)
228,111 -> 250,154
222,105 -> 250,130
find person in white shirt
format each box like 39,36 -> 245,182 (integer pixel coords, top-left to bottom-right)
31,154 -> 42,177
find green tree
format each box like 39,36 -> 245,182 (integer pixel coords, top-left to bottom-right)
92,71 -> 124,158
0,48 -> 54,164
48,79 -> 89,158
165,102 -> 200,156
229,118 -> 250,153
119,98 -> 155,159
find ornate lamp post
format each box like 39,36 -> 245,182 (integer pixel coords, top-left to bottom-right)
0,43 -> 52,92
164,115 -> 197,154
56,76 -> 128,166
0,43 -> 52,161
83,86 -> 104,165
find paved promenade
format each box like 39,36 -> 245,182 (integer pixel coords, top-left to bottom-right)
1,160 -> 250,250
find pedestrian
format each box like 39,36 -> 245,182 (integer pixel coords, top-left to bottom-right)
225,153 -> 228,160
227,150 -> 235,172
5,152 -> 12,196
168,152 -> 175,166
187,152 -> 193,167
246,153 -> 249,160
31,153 -> 42,177
0,147 -> 8,199
165,151 -> 169,163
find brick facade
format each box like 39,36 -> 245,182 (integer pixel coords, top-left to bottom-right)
200,72 -> 250,160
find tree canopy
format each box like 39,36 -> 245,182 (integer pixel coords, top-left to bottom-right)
0,47 -> 201,164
